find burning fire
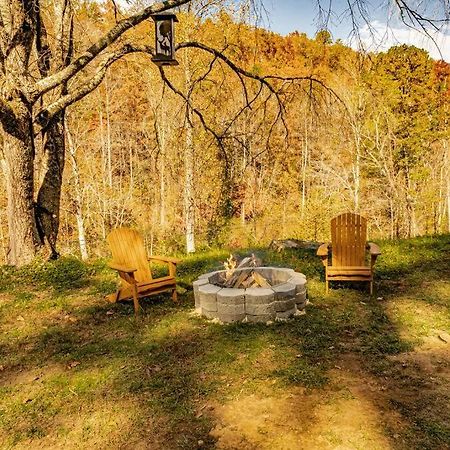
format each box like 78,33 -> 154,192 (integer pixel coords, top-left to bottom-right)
221,254 -> 269,288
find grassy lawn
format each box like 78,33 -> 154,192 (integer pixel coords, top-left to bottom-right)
0,236 -> 449,449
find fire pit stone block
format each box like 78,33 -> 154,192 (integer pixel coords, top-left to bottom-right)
273,299 -> 296,312
245,287 -> 274,304
217,302 -> 245,315
288,276 -> 307,292
295,292 -> 307,309
217,288 -> 245,304
246,302 -> 275,316
198,271 -> 221,280
220,313 -> 246,323
198,284 -> 221,312
193,279 -> 210,310
272,283 -> 296,299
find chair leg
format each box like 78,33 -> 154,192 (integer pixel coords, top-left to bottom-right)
370,281 -> 373,296
326,280 -> 329,294
132,284 -> 139,317
172,288 -> 178,302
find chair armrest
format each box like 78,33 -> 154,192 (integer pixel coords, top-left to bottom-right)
317,243 -> 330,257
108,262 -> 137,273
367,242 -> 381,256
108,262 -> 138,285
317,243 -> 330,268
148,256 -> 180,278
148,256 -> 181,264
367,242 -> 381,269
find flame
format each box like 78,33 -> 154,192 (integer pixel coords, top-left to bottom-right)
224,254 -> 237,280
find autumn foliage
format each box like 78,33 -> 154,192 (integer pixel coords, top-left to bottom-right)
0,7 -> 449,261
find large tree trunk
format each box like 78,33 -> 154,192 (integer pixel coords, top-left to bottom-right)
36,113 -> 66,259
3,125 -> 41,265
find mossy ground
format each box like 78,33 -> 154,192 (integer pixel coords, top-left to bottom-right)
0,236 -> 449,449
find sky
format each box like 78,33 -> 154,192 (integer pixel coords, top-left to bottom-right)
264,0 -> 450,61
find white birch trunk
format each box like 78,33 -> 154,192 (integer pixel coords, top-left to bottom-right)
445,141 -> 450,233
184,106 -> 195,253
157,118 -> 167,228
66,124 -> 89,260
184,58 -> 195,253
301,118 -> 309,218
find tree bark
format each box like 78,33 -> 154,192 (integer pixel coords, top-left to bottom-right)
184,105 -> 196,253
184,53 -> 195,253
36,113 -> 66,259
66,123 -> 89,260
3,125 -> 41,265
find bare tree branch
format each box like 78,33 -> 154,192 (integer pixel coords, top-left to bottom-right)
33,0 -> 191,101
35,44 -> 154,131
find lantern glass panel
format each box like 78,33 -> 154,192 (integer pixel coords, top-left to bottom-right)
156,19 -> 173,59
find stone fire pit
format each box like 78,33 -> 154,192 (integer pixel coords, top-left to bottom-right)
193,267 -> 307,323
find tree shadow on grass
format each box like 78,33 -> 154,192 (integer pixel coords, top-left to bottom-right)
2,288 -> 448,448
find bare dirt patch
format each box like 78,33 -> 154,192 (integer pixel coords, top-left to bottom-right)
210,357 -> 399,449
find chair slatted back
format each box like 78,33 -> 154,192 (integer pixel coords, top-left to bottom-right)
331,213 -> 367,267
107,228 -> 152,284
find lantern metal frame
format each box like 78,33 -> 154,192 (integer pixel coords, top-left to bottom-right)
151,13 -> 179,66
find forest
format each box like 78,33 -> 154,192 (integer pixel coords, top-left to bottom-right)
0,1 -> 449,264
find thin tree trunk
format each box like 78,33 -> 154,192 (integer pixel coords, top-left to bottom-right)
351,94 -> 363,213
184,56 -> 195,253
155,115 -> 167,228
184,106 -> 195,253
444,140 -> 450,233
353,142 -> 361,213
301,119 -> 308,218
105,75 -> 113,189
66,124 -> 89,260
98,104 -> 108,237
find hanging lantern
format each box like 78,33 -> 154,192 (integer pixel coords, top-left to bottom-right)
151,13 -> 179,66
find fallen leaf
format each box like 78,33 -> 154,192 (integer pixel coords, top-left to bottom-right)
17,316 -> 25,322
68,361 -> 80,369
146,365 -> 162,375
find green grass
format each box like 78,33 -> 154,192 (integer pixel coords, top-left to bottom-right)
0,235 -> 449,449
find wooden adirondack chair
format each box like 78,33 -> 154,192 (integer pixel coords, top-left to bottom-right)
106,227 -> 180,315
317,213 -> 381,294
